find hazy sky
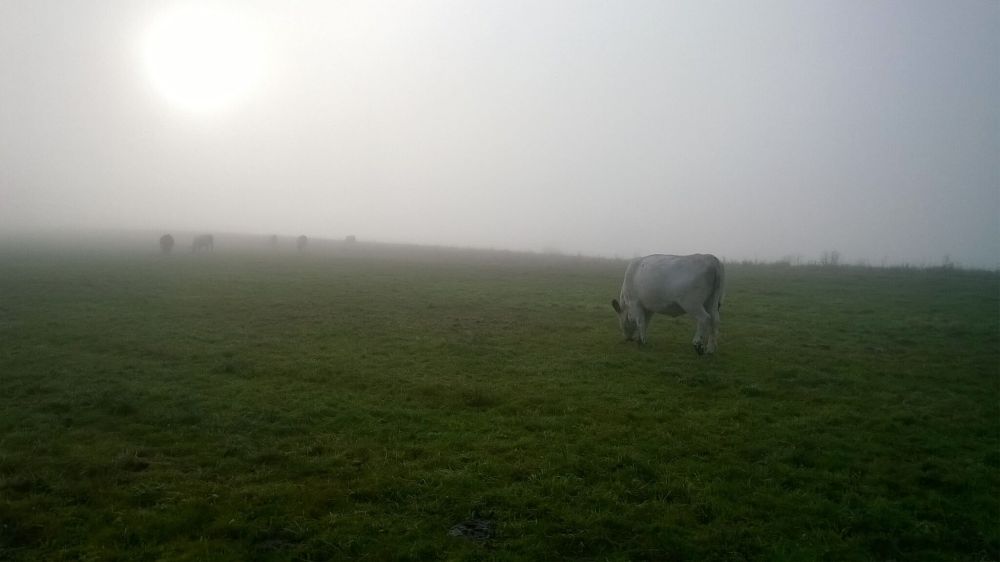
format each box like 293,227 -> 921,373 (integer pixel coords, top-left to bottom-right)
2,1 -> 998,266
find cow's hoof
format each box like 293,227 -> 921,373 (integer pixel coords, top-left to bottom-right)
694,343 -> 705,356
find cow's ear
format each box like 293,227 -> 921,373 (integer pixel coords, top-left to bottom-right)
611,299 -> 621,313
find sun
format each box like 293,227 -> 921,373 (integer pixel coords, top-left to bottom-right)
142,5 -> 265,113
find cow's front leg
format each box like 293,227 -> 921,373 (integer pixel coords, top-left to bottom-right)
635,308 -> 652,347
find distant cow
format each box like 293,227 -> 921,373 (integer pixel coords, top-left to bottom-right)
192,234 -> 214,252
345,235 -> 357,243
612,254 -> 725,355
269,234 -> 278,247
297,235 -> 308,251
159,234 -> 175,255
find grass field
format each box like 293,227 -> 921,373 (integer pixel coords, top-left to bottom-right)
1,236 -> 997,561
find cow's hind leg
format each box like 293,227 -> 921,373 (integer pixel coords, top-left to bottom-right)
687,306 -> 713,356
707,305 -> 721,354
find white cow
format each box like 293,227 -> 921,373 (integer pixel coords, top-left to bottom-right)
612,254 -> 725,355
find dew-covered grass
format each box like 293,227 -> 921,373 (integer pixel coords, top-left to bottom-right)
1,237 -> 997,560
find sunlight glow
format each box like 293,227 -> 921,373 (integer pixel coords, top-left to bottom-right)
142,6 -> 265,113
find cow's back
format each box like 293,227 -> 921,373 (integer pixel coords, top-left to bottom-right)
628,254 -> 720,313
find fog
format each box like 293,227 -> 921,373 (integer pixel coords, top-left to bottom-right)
2,1 -> 997,267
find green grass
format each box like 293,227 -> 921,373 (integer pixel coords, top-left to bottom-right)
1,239 -> 997,561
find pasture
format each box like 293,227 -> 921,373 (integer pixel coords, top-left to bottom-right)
1,236 -> 997,561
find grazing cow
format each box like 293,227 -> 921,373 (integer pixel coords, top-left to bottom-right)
159,234 -> 175,255
192,234 -> 214,252
296,235 -> 308,251
612,254 -> 725,355
345,235 -> 357,243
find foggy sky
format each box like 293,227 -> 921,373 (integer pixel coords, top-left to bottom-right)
2,1 -> 998,267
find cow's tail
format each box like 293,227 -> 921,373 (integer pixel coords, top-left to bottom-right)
710,257 -> 726,314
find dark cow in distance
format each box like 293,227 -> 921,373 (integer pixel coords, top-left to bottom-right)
297,235 -> 308,251
192,234 -> 214,252
159,234 -> 175,255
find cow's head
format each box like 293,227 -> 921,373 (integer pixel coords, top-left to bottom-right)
611,298 -> 637,341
